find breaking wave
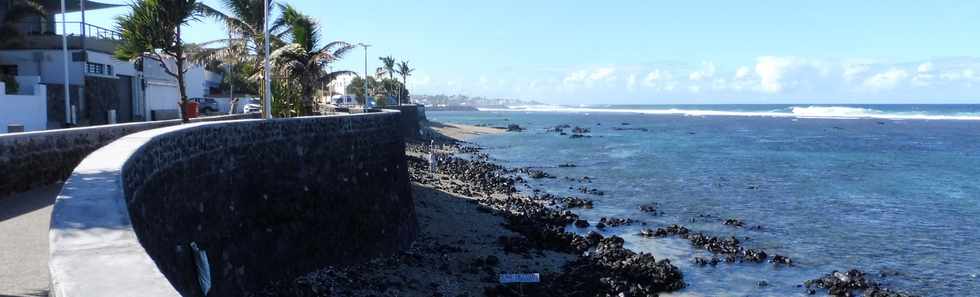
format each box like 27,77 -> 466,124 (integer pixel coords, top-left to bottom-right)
477,105 -> 980,121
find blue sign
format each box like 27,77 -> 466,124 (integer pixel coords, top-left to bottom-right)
499,273 -> 540,284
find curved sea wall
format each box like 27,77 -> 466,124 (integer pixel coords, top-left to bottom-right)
49,111 -> 417,297
0,113 -> 260,198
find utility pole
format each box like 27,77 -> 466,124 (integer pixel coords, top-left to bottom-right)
60,0 -> 71,125
357,43 -> 371,110
262,0 -> 272,118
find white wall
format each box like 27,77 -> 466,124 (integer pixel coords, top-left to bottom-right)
0,83 -> 48,133
86,51 -> 137,77
142,58 -> 219,99
144,80 -> 179,118
0,50 -> 84,85
12,75 -> 40,95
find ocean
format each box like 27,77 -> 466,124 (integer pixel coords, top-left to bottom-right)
429,105 -> 980,297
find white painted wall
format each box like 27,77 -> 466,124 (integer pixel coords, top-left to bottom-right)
11,75 -> 40,95
0,50 -> 84,85
144,80 -> 179,119
0,83 -> 48,133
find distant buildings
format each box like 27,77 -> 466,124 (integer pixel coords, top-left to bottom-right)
412,94 -> 542,108
0,0 -> 223,133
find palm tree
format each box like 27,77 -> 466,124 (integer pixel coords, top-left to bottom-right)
192,0 -> 278,112
378,56 -> 396,80
0,0 -> 46,49
267,4 -> 355,115
396,60 -> 414,104
115,0 -> 206,122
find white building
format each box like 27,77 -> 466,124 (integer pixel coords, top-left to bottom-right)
0,0 -> 222,133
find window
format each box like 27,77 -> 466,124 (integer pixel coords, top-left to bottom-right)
106,65 -> 113,75
86,62 -> 104,75
0,65 -> 17,76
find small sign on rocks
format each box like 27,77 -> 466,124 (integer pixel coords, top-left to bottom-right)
499,273 -> 540,284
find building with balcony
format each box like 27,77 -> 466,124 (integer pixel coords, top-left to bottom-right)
0,0 -> 223,133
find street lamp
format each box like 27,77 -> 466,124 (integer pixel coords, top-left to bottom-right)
357,43 -> 370,111
262,0 -> 272,119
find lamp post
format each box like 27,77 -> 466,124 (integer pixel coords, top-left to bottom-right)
357,43 -> 370,111
262,0 -> 272,119
60,0 -> 70,125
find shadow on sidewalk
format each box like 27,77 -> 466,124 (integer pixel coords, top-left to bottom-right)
0,183 -> 61,222
0,289 -> 49,297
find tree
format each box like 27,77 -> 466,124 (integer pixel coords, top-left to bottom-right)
0,0 -> 46,49
346,76 -> 378,105
396,60 -> 414,104
192,0 -> 278,115
376,78 -> 406,106
378,56 -> 396,80
115,0 -> 207,122
266,4 -> 355,115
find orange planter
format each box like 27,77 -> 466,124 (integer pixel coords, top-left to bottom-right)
183,101 -> 199,119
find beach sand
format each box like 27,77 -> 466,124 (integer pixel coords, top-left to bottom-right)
425,121 -> 505,141
260,122 -> 575,296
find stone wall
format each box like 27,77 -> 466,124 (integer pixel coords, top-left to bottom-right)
0,113 -> 259,197
49,111 -> 417,297
388,104 -> 427,139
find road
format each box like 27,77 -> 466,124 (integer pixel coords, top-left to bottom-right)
0,183 -> 61,297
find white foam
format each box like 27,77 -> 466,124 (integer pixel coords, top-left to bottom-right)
477,105 -> 980,121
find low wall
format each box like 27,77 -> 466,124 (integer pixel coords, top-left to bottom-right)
0,113 -> 259,197
49,111 -> 417,297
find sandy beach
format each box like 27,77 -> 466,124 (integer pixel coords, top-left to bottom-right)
257,122 -> 685,296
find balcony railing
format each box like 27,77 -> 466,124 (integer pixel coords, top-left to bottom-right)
12,21 -> 122,41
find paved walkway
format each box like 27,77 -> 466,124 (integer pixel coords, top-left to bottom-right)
0,183 -> 62,297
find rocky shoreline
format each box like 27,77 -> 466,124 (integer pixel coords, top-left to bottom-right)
256,121 -> 922,297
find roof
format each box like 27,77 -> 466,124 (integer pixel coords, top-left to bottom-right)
36,0 -> 125,13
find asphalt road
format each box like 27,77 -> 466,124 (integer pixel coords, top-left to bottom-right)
0,183 -> 62,297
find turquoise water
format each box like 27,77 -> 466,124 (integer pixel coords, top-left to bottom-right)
430,105 -> 980,296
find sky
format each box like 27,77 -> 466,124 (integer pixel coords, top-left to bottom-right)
72,0 -> 980,104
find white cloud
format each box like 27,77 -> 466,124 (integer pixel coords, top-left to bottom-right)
734,66 -> 751,79
862,68 -> 909,90
689,62 -> 717,81
748,56 -> 832,93
426,57 -> 980,103
589,67 -> 616,81
563,70 -> 589,85
842,63 -> 869,82
912,62 -> 934,86
643,69 -> 676,91
754,56 -> 797,93
562,67 -> 617,89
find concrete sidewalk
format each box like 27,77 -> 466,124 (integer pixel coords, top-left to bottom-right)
0,183 -> 62,297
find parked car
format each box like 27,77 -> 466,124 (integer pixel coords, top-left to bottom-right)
190,97 -> 219,113
243,98 -> 262,113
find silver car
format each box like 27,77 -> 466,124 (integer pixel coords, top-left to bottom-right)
243,98 -> 262,113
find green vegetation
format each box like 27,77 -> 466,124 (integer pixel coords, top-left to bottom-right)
114,0 -> 208,122
116,0 -> 418,116
396,61 -> 414,104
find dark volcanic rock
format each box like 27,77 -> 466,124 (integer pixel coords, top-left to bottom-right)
723,218 -> 745,227
561,197 -> 593,209
598,217 -> 635,228
576,186 -> 604,196
506,124 -> 524,132
573,219 -> 590,228
639,203 -> 659,214
546,236 -> 685,296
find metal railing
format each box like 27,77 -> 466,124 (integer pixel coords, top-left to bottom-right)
11,21 -> 122,41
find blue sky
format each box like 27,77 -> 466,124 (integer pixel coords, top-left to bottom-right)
74,0 -> 980,104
